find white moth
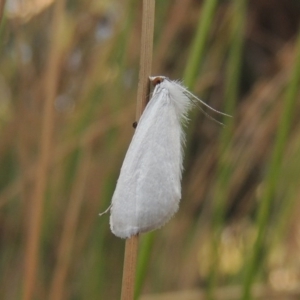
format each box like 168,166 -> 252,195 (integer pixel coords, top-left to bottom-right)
109,76 -> 227,238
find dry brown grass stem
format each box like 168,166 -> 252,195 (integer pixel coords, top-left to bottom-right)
22,1 -> 66,299
121,235 -> 140,300
135,0 -> 155,119
121,0 -> 155,299
49,147 -> 92,300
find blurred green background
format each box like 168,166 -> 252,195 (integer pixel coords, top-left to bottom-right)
0,0 -> 300,299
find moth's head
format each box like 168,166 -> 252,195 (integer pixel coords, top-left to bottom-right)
149,76 -> 166,86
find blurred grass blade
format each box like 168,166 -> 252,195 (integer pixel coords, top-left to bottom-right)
49,147 -> 92,300
22,1 -> 66,299
0,0 -> 5,24
134,232 -> 156,300
207,0 -> 247,298
0,0 -> 6,49
183,0 -> 218,88
242,28 -> 300,300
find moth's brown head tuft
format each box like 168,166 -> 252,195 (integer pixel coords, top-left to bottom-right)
149,76 -> 166,86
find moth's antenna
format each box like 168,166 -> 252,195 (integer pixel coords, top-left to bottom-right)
173,81 -> 232,117
197,105 -> 225,126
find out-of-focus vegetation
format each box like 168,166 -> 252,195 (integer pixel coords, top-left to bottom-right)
0,0 -> 300,299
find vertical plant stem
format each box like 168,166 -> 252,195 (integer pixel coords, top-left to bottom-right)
121,1 -> 155,300
242,29 -> 300,300
135,0 -> 155,118
183,0 -> 218,88
22,1 -> 65,299
121,235 -> 140,300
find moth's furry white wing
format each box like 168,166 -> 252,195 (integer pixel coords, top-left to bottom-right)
110,87 -> 183,238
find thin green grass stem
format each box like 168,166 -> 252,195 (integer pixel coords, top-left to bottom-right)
241,28 -> 300,300
182,0 -> 219,176
183,0 -> 218,89
207,1 -> 247,299
134,232 -> 156,300
270,139 -> 300,245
